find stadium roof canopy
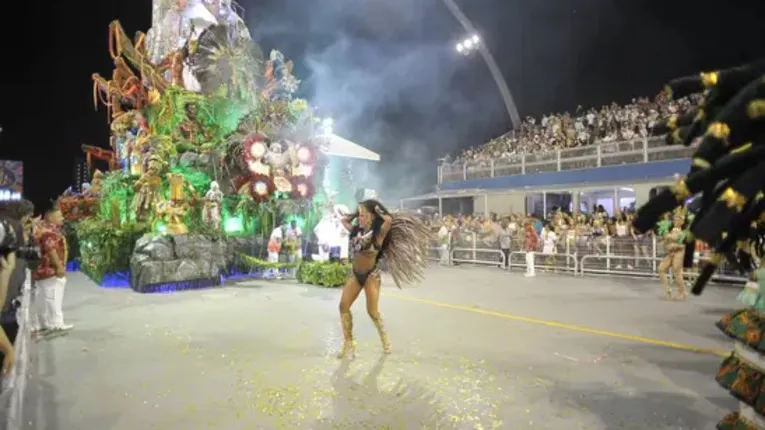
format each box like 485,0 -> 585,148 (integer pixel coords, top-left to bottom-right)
322,133 -> 380,162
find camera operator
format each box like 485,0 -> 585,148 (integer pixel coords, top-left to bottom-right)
0,200 -> 36,377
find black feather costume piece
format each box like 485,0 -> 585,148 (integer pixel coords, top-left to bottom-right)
634,59 -> 765,294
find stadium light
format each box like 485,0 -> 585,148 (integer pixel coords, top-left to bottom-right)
455,34 -> 480,55
442,0 -> 521,129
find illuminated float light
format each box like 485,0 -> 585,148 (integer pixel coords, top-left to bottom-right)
100,271 -> 130,288
296,183 -> 308,198
154,220 -> 168,235
248,141 -> 267,159
253,181 -> 269,196
456,43 -> 464,53
223,216 -> 244,234
137,278 -> 221,294
297,146 -> 312,162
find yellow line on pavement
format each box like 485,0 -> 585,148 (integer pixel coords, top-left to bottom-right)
385,293 -> 729,357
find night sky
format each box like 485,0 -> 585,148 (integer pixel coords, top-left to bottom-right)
1,0 -> 764,209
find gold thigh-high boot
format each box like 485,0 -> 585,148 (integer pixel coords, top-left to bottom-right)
337,312 -> 355,359
371,314 -> 391,354
657,256 -> 673,299
671,252 -> 687,300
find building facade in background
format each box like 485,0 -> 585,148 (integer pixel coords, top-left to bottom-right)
72,157 -> 90,194
0,160 -> 23,201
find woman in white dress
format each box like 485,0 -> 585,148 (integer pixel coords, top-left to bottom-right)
542,224 -> 557,255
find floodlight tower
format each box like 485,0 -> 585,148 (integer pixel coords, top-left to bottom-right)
443,0 -> 521,129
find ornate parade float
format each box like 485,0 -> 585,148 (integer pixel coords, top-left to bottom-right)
61,0 -> 357,292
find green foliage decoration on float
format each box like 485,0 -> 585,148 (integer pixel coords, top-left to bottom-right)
75,219 -> 149,283
296,261 -> 351,288
98,171 -> 136,225
239,254 -> 350,288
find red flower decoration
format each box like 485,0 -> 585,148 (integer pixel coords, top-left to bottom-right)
58,196 -> 99,221
242,132 -> 269,163
295,143 -> 317,165
290,175 -> 315,200
249,174 -> 274,202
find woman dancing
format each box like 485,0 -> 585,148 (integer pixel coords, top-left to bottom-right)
336,200 -> 432,359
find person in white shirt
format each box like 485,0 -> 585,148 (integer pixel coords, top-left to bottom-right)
437,223 -> 450,265
498,220 -> 512,268
313,212 -> 335,262
267,223 -> 284,263
337,220 -> 350,261
330,205 -> 351,261
542,225 -> 557,255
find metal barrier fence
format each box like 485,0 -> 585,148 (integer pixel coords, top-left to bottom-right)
438,136 -> 695,183
429,232 -> 747,283
0,270 -> 31,430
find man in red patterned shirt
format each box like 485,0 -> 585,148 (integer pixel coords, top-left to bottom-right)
32,207 -> 72,332
524,218 -> 539,278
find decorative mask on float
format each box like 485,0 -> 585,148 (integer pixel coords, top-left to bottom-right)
267,141 -> 293,193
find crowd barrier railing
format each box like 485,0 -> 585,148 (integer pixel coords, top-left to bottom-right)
431,232 -> 747,284
0,270 -> 32,430
438,136 -> 695,183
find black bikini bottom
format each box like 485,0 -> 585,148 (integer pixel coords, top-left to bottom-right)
353,266 -> 379,286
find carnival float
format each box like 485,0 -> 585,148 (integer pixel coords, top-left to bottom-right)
61,0 -> 353,292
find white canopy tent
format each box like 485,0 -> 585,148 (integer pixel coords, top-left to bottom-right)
321,133 -> 380,162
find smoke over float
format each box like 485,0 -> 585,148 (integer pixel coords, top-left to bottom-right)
247,0 -> 505,202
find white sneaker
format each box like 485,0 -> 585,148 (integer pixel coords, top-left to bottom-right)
56,324 -> 74,331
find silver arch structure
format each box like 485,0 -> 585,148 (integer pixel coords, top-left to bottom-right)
441,0 -> 522,130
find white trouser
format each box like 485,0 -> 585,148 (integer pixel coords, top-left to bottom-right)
525,251 -> 535,276
439,245 -> 450,265
314,244 -> 329,262
289,250 -> 302,263
267,252 -> 279,263
36,277 -> 66,329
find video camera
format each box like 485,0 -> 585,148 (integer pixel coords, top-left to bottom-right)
0,216 -> 41,263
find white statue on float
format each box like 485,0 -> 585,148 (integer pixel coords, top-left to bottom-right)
203,181 -> 223,227
146,0 -> 219,61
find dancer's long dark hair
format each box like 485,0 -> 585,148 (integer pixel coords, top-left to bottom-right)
352,199 -> 433,288
352,199 -> 392,258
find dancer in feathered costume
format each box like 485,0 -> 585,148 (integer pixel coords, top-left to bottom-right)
658,206 -> 689,300
336,200 -> 433,359
632,58 -> 765,429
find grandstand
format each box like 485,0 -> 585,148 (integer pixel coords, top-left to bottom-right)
424,93 -> 697,215
443,92 -> 697,167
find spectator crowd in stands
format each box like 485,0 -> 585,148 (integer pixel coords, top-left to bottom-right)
423,207 -> 697,272
444,93 -> 702,165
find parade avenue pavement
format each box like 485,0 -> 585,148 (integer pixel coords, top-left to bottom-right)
23,267 -> 739,429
